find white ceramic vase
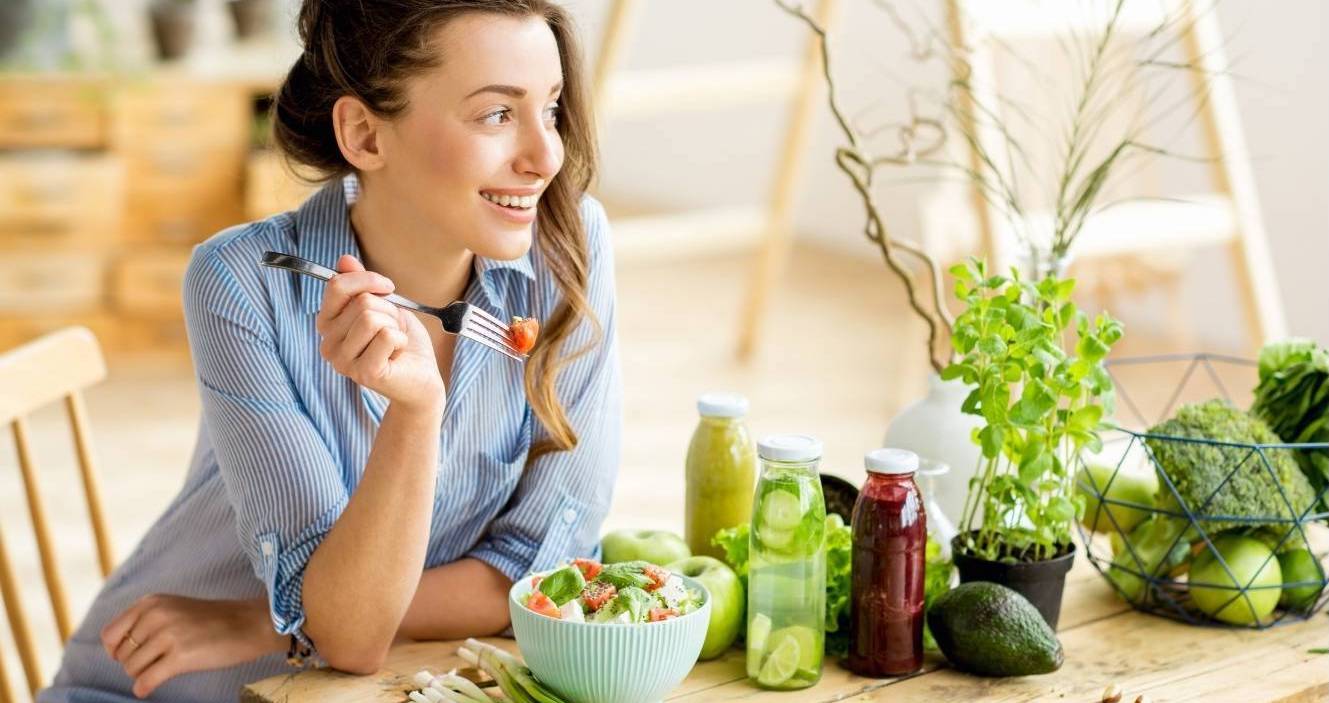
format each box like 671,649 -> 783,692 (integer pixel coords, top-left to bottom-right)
883,374 -> 983,535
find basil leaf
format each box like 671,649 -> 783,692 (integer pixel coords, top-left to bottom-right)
538,566 -> 586,606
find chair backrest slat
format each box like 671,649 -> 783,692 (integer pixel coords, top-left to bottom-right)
10,418 -> 74,643
0,523 -> 41,697
0,328 -> 113,699
64,395 -> 115,579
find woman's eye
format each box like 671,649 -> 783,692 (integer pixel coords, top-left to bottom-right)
544,102 -> 561,123
481,108 -> 511,126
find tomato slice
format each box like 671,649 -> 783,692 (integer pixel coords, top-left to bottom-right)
580,581 -> 617,612
530,575 -> 543,588
509,316 -> 540,354
526,591 -> 561,618
642,564 -> 669,592
572,558 -> 603,581
648,607 -> 678,622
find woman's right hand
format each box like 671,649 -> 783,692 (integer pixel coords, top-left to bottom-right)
315,255 -> 444,414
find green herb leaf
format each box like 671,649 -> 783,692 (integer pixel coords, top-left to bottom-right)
538,566 -> 586,606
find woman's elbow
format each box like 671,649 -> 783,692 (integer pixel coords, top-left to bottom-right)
320,641 -> 389,675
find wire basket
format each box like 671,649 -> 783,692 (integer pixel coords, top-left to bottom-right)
1076,353 -> 1329,628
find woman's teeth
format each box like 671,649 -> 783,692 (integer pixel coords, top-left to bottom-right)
482,192 -> 537,209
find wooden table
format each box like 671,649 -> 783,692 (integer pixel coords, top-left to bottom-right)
244,554 -> 1329,703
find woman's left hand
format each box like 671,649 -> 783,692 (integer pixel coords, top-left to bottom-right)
101,594 -> 286,698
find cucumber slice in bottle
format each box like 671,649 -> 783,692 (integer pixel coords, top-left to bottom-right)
760,489 -> 804,531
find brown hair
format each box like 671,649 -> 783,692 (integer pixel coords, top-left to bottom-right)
273,0 -> 600,462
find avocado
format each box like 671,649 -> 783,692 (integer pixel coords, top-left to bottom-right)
926,581 -> 1064,676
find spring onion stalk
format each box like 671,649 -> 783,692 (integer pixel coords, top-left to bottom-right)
411,669 -> 492,703
461,639 -> 568,703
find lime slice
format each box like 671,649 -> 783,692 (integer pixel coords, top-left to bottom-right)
748,613 -> 772,654
760,489 -> 804,531
769,626 -> 819,671
756,633 -> 800,687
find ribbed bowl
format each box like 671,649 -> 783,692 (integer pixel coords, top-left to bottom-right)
508,574 -> 711,703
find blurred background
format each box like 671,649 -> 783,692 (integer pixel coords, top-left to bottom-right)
0,0 -> 1325,696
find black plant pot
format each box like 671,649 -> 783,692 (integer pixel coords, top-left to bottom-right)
149,3 -> 196,62
951,534 -> 1076,629
227,0 -> 274,40
0,1 -> 34,61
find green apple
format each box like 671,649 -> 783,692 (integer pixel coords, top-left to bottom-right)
1076,463 -> 1157,535
668,556 -> 744,660
1190,534 -> 1282,625
1277,549 -> 1325,611
601,529 -> 691,566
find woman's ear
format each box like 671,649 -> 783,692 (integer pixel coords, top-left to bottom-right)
331,95 -> 387,172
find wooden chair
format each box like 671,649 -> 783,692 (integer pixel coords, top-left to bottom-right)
0,327 -> 116,702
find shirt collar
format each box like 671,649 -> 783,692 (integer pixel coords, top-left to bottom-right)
292,175 -> 535,315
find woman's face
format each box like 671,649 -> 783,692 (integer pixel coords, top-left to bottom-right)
379,13 -> 565,261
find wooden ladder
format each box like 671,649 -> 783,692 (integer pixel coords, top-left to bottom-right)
590,0 -> 842,360
942,0 -> 1286,351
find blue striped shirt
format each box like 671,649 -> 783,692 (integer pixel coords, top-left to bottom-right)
39,177 -> 621,702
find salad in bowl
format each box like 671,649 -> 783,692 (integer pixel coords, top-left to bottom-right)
521,558 -> 704,624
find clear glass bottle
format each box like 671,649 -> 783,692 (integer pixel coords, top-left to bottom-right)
685,393 -> 757,560
848,448 -> 927,677
746,434 -> 826,690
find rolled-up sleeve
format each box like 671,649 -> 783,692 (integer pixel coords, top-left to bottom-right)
467,198 -> 622,583
183,242 -> 347,654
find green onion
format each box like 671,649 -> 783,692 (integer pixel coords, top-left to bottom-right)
460,639 -> 568,703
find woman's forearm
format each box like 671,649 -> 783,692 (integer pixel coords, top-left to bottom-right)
397,557 -> 513,641
300,399 -> 443,673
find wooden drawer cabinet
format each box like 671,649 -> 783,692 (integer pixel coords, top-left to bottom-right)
123,189 -> 243,245
0,154 -> 124,246
112,251 -> 191,316
246,150 -> 316,219
0,77 -> 108,149
111,83 -> 250,151
0,253 -> 105,313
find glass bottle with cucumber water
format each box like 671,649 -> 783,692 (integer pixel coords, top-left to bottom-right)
746,434 -> 826,690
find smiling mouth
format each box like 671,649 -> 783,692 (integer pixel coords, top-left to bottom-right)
481,191 -> 538,210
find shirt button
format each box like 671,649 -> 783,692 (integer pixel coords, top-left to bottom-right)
562,508 -> 577,525
261,541 -> 274,557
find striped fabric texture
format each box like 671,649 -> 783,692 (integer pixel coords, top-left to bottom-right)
37,176 -> 621,702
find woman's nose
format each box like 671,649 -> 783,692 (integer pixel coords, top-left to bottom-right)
516,120 -> 562,180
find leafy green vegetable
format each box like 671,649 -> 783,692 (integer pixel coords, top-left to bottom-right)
613,586 -> 656,624
1251,338 -> 1329,513
712,524 -> 750,588
1147,399 -> 1317,533
922,537 -> 954,652
823,514 -> 853,657
596,561 -> 654,590
537,566 -> 586,606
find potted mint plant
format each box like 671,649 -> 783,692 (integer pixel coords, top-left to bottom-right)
942,259 -> 1123,628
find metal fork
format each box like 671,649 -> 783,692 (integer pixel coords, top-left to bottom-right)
259,251 -> 526,361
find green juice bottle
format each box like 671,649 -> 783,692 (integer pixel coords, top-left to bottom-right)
685,393 -> 757,559
746,434 -> 826,690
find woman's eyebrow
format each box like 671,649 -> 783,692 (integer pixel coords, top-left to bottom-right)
465,81 -> 564,99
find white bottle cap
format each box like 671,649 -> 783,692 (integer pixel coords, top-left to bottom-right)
865,448 -> 920,475
697,392 -> 749,418
758,434 -> 823,463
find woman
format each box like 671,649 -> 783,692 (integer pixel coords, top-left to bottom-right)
38,1 -> 619,700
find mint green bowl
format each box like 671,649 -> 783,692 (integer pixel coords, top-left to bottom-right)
508,574 -> 711,703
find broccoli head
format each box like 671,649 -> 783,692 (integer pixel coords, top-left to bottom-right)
1145,399 -> 1316,534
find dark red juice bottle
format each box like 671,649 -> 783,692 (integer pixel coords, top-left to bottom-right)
847,448 -> 926,677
